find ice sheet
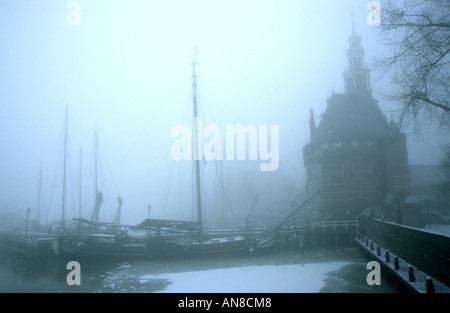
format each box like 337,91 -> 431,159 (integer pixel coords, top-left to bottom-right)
140,262 -> 350,293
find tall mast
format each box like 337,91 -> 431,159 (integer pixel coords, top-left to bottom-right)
219,132 -> 225,224
192,46 -> 203,237
37,155 -> 42,227
79,146 -> 82,219
220,156 -> 223,220
61,107 -> 68,229
95,126 -> 98,197
91,128 -> 101,222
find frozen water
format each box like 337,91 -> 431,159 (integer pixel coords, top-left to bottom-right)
140,262 -> 350,293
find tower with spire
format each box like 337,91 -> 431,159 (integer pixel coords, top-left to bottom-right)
302,25 -> 412,222
343,23 -> 371,95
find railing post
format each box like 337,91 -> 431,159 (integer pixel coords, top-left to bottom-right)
408,265 -> 416,282
426,277 -> 435,293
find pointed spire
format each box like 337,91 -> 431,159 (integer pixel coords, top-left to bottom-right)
343,15 -> 372,96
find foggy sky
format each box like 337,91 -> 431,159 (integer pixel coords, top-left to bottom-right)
0,0 -> 447,226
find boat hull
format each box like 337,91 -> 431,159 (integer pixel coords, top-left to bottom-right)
147,236 -> 256,259
53,233 -> 150,260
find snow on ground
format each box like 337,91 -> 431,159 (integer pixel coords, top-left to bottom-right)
422,224 -> 450,236
140,262 -> 350,293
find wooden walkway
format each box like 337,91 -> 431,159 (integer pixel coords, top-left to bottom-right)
355,233 -> 450,293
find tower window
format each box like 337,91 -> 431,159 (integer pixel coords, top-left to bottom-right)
343,163 -> 354,178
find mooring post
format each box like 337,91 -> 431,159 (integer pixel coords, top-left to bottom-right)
385,250 -> 390,263
408,265 -> 416,282
376,245 -> 381,256
426,277 -> 435,293
394,256 -> 399,270
370,241 -> 374,251
365,236 -> 368,247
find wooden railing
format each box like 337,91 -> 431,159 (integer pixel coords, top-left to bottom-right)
311,220 -> 359,231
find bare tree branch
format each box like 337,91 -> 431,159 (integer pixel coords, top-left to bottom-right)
374,0 -> 450,133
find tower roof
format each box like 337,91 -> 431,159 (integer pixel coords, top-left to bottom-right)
309,93 -> 391,144
306,29 -> 400,145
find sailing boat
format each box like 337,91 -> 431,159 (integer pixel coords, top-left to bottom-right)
144,50 -> 262,258
54,50 -> 318,260
53,123 -> 150,259
144,50 -> 323,259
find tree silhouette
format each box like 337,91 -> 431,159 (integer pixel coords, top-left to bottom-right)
374,0 -> 449,133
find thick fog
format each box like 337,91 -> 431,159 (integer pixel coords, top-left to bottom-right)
0,0 -> 447,227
